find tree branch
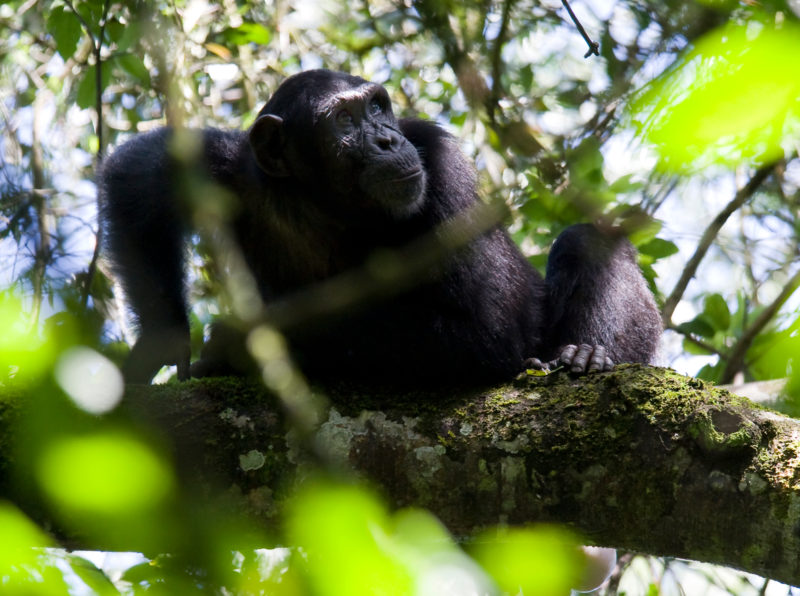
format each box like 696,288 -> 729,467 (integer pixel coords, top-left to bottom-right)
5,365 -> 800,585
720,266 -> 800,384
662,164 -> 775,326
561,0 -> 599,58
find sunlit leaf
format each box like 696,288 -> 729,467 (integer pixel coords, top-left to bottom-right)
0,293 -> 57,379
0,502 -> 69,594
638,237 -> 679,260
471,525 -> 583,596
59,552 -> 121,596
225,23 -> 272,45
286,482 -> 413,596
287,482 -> 492,595
748,317 -> 800,383
630,18 -> 800,171
37,431 -> 174,516
0,501 -> 51,557
389,509 -> 493,594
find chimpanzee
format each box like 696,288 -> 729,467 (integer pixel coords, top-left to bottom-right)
98,69 -> 661,387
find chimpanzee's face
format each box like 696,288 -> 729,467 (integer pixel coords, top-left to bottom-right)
314,79 -> 426,217
249,71 -> 427,218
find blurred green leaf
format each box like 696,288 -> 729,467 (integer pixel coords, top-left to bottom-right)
77,64 -> 111,110
114,54 -> 151,86
682,338 -> 712,356
0,502 -> 69,595
287,481 -> 491,595
747,317 -> 800,382
676,316 -> 716,339
567,136 -> 605,186
608,174 -> 643,193
37,431 -> 175,516
630,17 -> 800,171
0,293 -> 57,380
471,525 -> 582,596
225,23 -> 272,45
116,22 -> 143,53
287,481 -> 413,596
626,216 -> 662,248
696,361 -> 723,382
638,237 -> 679,260
62,552 -> 121,596
105,19 -> 125,45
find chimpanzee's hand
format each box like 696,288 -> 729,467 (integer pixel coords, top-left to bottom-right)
522,344 -> 614,375
558,344 -> 614,373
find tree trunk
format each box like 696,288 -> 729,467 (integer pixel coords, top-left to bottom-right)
3,364 -> 800,586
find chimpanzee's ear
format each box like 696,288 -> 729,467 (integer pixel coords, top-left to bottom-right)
249,114 -> 290,178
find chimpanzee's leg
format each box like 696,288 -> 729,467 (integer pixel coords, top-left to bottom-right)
543,223 -> 661,372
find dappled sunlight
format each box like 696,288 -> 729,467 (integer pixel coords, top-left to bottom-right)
54,347 -> 123,414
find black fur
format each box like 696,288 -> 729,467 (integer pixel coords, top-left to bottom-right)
98,70 -> 661,386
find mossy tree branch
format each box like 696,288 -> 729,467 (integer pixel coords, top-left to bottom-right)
3,364 -> 800,585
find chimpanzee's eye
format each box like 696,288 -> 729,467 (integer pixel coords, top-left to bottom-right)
369,98 -> 383,115
336,109 -> 353,124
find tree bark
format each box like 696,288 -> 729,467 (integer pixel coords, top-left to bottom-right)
4,364 -> 800,586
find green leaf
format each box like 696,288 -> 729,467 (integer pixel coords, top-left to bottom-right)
629,18 -> 800,172
76,64 -> 111,110
608,174 -> 643,193
747,317 -> 800,381
472,525 -> 582,595
696,361 -> 723,383
626,216 -> 662,247
676,316 -> 715,339
37,431 -> 175,516
63,553 -> 121,596
105,19 -> 125,45
703,293 -> 731,332
116,22 -> 142,53
114,54 -> 151,86
567,136 -> 604,186
224,23 -> 272,45
48,6 -> 82,60
638,237 -> 679,260
287,481 -> 413,596
682,337 -> 713,356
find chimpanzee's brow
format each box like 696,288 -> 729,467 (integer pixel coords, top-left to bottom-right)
318,83 -> 380,117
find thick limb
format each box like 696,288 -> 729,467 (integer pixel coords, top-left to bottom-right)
99,130 -> 191,382
544,224 -> 661,368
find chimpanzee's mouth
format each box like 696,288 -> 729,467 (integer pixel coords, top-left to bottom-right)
392,169 -> 423,183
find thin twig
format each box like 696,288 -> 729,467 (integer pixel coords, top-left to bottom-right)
561,0 -> 600,58
662,164 -> 775,326
720,265 -> 800,384
65,0 -> 111,310
487,0 -> 515,122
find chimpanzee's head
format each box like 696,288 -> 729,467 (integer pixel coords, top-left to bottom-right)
249,70 -> 427,218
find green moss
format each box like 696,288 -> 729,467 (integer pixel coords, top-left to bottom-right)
486,393 -> 521,408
